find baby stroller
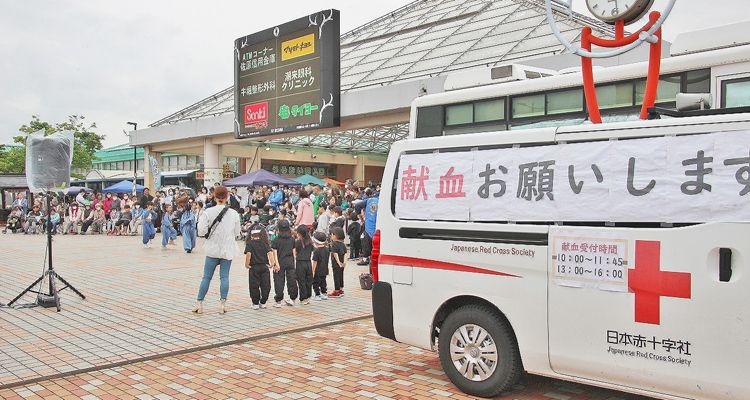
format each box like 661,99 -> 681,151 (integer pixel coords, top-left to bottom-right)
3,209 -> 24,234
26,214 -> 46,235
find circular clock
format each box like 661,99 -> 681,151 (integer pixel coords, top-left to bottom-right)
586,0 -> 655,25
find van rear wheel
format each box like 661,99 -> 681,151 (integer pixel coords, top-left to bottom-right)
438,305 -> 521,398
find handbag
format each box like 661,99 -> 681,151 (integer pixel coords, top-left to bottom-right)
203,206 -> 229,239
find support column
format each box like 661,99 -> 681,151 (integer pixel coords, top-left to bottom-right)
352,155 -> 366,187
204,139 -> 223,188
239,158 -> 247,175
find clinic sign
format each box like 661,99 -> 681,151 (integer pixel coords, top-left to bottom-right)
396,130 -> 750,223
234,10 -> 340,139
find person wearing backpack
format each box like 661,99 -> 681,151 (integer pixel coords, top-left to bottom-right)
193,186 -> 241,315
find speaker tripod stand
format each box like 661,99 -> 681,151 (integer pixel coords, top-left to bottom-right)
8,193 -> 85,311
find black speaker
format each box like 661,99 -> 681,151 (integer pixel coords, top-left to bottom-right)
37,293 -> 57,308
26,131 -> 73,192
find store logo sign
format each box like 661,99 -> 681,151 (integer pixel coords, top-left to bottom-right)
245,102 -> 268,124
281,33 -> 315,61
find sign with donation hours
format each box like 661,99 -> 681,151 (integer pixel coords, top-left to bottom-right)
233,10 -> 340,139
396,130 -> 750,223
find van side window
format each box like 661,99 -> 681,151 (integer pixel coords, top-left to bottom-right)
722,77 -> 750,108
415,106 -> 444,138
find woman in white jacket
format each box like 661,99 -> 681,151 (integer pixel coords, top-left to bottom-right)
193,186 -> 241,315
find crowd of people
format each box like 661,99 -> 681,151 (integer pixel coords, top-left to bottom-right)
191,180 -> 380,313
4,187 -> 200,240
4,178 -> 381,313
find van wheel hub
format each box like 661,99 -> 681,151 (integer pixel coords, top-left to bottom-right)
449,324 -> 498,381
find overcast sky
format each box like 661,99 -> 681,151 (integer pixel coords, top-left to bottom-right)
1,0 -> 746,148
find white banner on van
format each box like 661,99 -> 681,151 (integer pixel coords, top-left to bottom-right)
396,130 -> 750,223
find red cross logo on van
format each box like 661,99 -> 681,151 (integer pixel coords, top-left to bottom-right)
628,241 -> 691,325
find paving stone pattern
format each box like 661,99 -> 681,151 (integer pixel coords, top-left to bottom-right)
0,232 -> 655,399
0,319 -> 655,399
0,233 -> 372,387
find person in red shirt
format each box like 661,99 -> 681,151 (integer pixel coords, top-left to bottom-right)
102,191 -> 114,220
92,192 -> 103,209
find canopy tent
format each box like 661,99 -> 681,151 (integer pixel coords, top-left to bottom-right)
322,178 -> 344,186
293,174 -> 328,187
223,169 -> 300,187
102,180 -> 145,194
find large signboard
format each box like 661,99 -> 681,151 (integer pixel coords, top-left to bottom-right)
262,163 -> 335,178
234,10 -> 340,139
396,130 -> 750,223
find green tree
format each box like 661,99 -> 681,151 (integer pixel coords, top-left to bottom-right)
0,143 -> 26,174
0,115 -> 105,178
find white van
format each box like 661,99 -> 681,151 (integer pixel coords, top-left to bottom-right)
371,112 -> 750,399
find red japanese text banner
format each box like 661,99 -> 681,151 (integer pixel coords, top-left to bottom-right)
395,130 -> 750,223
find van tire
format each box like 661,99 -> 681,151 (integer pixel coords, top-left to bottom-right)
438,305 -> 521,398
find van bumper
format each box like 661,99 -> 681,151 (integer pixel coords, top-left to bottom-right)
372,281 -> 396,342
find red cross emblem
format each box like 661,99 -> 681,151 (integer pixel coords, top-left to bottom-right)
628,241 -> 691,325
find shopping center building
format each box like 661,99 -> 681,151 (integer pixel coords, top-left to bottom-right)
126,0 -> 660,191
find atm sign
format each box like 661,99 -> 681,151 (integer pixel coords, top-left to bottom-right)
245,102 -> 268,125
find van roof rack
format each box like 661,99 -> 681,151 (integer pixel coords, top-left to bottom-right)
647,106 -> 750,119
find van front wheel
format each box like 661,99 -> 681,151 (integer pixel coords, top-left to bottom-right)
438,305 -> 521,398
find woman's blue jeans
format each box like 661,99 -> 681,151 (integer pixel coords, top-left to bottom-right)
197,257 -> 232,301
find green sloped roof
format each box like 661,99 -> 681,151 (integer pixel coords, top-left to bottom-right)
93,145 -> 180,163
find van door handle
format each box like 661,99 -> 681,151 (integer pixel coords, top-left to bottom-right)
719,248 -> 732,282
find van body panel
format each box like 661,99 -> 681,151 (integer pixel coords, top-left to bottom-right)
547,223 -> 750,400
376,210 -> 552,373
376,113 -> 750,399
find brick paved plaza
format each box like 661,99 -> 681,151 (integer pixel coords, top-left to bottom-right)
0,233 -> 652,399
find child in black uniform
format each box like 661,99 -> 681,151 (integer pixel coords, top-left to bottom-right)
329,227 -> 347,298
271,219 -> 298,307
311,231 -> 330,301
244,223 -> 274,309
294,225 -> 314,305
347,210 -> 362,259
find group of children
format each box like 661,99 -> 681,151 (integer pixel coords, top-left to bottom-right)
239,203 -> 297,242
139,196 -> 198,252
243,219 -> 347,309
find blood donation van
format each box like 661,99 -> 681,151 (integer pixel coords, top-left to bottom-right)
372,111 -> 750,399
369,31 -> 750,396
372,33 -> 750,399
